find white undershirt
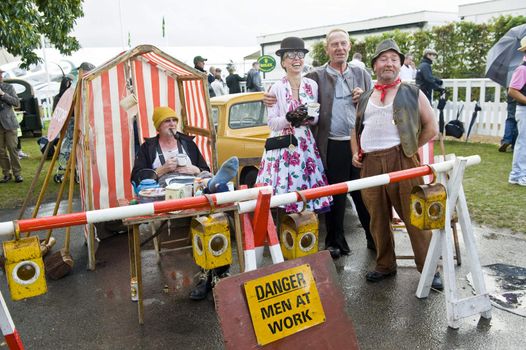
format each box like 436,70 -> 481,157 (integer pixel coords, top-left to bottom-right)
152,146 -> 191,169
361,101 -> 400,152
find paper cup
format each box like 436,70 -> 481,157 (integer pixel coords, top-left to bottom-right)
307,103 -> 320,118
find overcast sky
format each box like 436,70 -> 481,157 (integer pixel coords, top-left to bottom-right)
73,0 -> 482,48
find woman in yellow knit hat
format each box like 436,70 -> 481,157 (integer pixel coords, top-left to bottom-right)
131,106 -> 238,301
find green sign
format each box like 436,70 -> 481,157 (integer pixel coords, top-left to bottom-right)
258,55 -> 276,73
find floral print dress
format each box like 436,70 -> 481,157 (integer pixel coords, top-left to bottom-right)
255,76 -> 331,213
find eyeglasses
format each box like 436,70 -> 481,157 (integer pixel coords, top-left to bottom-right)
284,51 -> 305,59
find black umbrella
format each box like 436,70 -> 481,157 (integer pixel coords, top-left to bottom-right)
485,24 -> 526,87
437,90 -> 447,134
465,102 -> 482,142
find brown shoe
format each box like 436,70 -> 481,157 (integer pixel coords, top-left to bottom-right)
499,143 -> 510,152
366,270 -> 397,282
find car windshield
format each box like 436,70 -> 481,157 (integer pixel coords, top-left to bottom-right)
228,101 -> 267,129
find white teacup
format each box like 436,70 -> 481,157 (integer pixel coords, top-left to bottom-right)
176,154 -> 187,167
307,103 -> 320,118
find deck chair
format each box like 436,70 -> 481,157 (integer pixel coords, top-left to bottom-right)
393,140 -> 462,266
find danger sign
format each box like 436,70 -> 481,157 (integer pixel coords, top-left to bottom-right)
244,264 -> 325,346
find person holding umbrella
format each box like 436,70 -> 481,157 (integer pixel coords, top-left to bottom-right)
508,37 -> 526,186
485,24 -> 526,153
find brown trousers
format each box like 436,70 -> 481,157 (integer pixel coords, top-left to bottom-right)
0,124 -> 21,177
361,145 -> 431,273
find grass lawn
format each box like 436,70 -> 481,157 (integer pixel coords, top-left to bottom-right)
441,139 -> 526,234
0,136 -> 524,234
0,135 -> 65,213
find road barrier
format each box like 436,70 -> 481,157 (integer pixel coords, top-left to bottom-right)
0,155 -> 490,331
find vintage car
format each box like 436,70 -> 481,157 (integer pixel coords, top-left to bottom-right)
210,92 -> 269,187
4,78 -> 43,137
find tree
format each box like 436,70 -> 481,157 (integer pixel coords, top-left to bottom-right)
0,0 -> 84,67
309,15 -> 526,80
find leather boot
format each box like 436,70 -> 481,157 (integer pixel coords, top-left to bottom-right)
189,270 -> 212,300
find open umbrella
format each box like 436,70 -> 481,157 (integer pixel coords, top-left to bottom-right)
485,24 -> 526,87
465,102 -> 482,142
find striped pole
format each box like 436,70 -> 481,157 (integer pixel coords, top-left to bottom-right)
0,186 -> 272,238
242,190 -> 284,271
0,156 -> 480,238
0,291 -> 24,350
238,155 -> 480,214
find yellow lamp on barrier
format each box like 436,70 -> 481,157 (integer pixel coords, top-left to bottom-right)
191,212 -> 232,270
279,192 -> 319,260
3,234 -> 47,301
410,169 -> 447,230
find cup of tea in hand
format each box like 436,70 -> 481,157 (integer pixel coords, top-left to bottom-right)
176,154 -> 187,166
307,103 -> 320,118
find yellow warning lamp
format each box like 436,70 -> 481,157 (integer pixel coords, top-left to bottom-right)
3,228 -> 47,301
410,168 -> 447,230
279,192 -> 319,260
191,212 -> 232,270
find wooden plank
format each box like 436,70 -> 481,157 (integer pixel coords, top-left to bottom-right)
214,251 -> 359,350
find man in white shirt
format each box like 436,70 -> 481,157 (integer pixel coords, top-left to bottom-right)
350,52 -> 366,70
211,68 -> 228,96
399,53 -> 416,82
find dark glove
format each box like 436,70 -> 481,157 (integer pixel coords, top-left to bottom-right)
286,105 -> 308,128
436,78 -> 443,86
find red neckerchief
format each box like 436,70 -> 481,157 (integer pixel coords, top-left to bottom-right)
374,78 -> 401,102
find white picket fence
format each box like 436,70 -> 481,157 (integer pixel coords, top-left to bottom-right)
253,78 -> 508,140
438,79 -> 506,139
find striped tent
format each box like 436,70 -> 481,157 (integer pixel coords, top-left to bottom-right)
77,45 -> 216,214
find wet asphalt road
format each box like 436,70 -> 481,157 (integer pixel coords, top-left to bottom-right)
0,199 -> 525,349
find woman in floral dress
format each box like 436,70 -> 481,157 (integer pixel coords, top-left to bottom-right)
255,37 -> 331,213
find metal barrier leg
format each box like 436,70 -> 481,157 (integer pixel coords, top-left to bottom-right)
0,290 -> 24,350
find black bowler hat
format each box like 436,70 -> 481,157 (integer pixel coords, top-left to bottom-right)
275,37 -> 309,57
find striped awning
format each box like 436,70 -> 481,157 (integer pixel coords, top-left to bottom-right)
78,46 -> 214,211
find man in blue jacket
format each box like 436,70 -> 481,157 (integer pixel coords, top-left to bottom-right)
415,48 -> 444,103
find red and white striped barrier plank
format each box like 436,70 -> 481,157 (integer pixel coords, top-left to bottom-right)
0,156 -> 480,237
0,186 -> 272,237
0,291 -> 24,350
238,155 -> 481,214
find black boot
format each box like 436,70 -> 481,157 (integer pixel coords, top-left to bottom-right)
189,270 -> 212,301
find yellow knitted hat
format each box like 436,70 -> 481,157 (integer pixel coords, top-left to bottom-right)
152,106 -> 179,130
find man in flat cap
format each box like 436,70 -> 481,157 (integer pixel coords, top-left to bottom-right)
415,48 -> 444,103
193,55 -> 216,98
351,39 -> 442,289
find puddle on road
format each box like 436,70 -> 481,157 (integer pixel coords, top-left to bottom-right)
468,263 -> 526,317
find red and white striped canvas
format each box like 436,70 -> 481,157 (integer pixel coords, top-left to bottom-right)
418,140 -> 434,184
78,47 -> 212,212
